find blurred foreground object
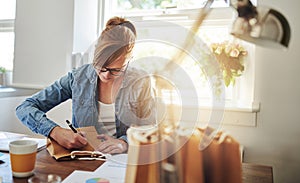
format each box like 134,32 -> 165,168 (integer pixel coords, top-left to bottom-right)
125,126 -> 242,183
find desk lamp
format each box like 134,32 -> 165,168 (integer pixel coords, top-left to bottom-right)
229,0 -> 291,49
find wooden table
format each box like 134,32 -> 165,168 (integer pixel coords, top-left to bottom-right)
0,149 -> 273,183
0,149 -> 103,183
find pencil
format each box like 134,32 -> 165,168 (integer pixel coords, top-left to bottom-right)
66,120 -> 77,133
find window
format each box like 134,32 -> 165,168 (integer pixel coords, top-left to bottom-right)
92,0 -> 259,126
100,0 -> 257,113
0,0 -> 16,71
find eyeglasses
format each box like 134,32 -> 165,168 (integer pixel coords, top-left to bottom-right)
99,64 -> 129,76
94,56 -> 132,76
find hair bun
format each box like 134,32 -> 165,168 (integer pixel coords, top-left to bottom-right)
106,16 -> 125,27
105,16 -> 136,36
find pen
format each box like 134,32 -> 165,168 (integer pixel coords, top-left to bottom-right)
66,120 -> 78,133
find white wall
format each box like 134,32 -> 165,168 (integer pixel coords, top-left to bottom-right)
73,0 -> 98,53
13,0 -> 74,88
221,0 -> 300,182
12,0 -> 99,88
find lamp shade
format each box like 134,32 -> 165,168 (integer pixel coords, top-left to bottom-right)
230,2 -> 291,49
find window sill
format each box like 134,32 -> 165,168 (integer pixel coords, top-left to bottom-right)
167,102 -> 260,127
198,107 -> 258,127
197,102 -> 260,113
0,86 -> 40,98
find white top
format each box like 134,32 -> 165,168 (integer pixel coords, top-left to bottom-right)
98,101 -> 116,136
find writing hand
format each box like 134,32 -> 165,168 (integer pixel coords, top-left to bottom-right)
96,134 -> 128,154
49,126 -> 88,149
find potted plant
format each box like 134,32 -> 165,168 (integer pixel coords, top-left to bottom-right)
0,66 -> 7,86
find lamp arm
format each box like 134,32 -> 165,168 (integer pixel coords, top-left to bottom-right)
159,0 -> 215,72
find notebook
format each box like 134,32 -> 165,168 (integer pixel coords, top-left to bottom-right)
0,131 -> 47,152
46,126 -> 102,160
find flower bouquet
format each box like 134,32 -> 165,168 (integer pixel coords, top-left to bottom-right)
211,41 -> 248,86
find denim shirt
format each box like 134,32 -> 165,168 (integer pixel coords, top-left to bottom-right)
15,64 -> 155,142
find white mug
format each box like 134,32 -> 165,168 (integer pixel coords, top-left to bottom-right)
9,139 -> 38,178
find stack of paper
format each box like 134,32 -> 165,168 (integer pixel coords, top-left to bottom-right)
0,131 -> 46,152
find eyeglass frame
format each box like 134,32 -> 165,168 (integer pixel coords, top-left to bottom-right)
94,56 -> 132,76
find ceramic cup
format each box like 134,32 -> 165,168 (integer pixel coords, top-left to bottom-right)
9,139 -> 38,178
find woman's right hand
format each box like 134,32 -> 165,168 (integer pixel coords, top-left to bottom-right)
49,126 -> 88,149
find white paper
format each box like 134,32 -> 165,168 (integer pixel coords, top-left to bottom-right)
62,170 -> 94,183
62,154 -> 128,183
0,132 -> 46,152
0,152 -> 9,160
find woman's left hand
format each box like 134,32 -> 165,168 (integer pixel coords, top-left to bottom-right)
96,134 -> 128,154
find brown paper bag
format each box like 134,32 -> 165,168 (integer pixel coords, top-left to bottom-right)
46,126 -> 101,160
200,127 -> 242,183
125,126 -> 161,183
125,126 -> 242,183
178,128 -> 205,183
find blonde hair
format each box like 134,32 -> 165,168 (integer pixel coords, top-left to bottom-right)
93,17 -> 136,68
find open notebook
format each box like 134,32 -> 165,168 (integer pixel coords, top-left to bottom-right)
0,131 -> 47,152
46,126 -> 102,160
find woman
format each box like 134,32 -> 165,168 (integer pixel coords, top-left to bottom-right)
16,16 -> 155,154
